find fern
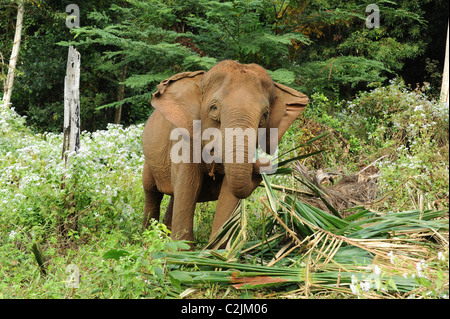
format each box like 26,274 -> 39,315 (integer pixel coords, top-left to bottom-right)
267,69 -> 296,85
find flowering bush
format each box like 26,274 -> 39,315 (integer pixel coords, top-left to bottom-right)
1,105 -> 146,243
0,105 -> 169,297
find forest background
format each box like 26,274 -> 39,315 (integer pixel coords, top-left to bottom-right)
1,0 -> 448,132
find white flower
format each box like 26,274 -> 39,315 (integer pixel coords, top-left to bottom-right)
413,105 -> 424,112
416,260 -> 428,278
9,230 -> 17,239
388,251 -> 395,264
350,275 -> 359,294
438,252 -> 445,262
373,265 -> 381,276
360,280 -> 371,292
350,283 -> 358,295
416,259 -> 426,271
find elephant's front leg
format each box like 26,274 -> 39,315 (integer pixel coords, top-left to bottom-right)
163,196 -> 174,231
210,176 -> 240,240
210,162 -> 264,242
170,163 -> 202,243
142,162 -> 164,228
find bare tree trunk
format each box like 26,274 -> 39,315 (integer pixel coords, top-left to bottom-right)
114,64 -> 127,124
113,2 -> 128,124
60,46 -> 81,242
440,21 -> 449,106
1,53 -> 6,95
2,1 -> 24,108
62,46 -> 81,168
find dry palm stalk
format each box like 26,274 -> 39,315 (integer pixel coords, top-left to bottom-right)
271,198 -> 433,266
293,162 -> 380,215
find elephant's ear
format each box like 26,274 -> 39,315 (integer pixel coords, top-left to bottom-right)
151,70 -> 205,130
265,82 -> 309,154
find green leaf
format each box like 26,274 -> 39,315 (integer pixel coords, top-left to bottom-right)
170,270 -> 194,282
417,277 -> 431,288
275,130 -> 330,162
262,173 -> 277,213
240,291 -> 253,299
182,55 -> 218,70
276,150 -> 324,168
164,241 -> 191,251
267,69 -> 296,85
387,278 -> 398,291
103,249 -> 130,261
31,243 -> 47,276
273,167 -> 294,175
169,270 -> 193,289
123,72 -> 171,88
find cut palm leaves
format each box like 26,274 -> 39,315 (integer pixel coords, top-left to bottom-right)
205,200 -> 243,252
204,132 -> 329,253
166,251 -> 420,293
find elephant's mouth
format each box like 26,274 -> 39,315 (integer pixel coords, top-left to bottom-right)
222,158 -> 272,199
253,157 -> 272,174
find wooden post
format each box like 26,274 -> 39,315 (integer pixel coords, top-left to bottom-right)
2,1 -> 24,108
441,21 -> 449,106
60,46 -> 81,242
62,46 -> 81,167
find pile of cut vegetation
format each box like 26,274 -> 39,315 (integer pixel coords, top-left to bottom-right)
164,135 -> 449,299
166,180 -> 448,298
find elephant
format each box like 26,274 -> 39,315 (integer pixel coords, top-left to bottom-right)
142,60 -> 309,245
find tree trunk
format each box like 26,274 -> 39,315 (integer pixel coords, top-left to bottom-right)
2,1 -> 24,108
114,62 -> 128,124
440,21 -> 449,106
60,46 -> 81,242
62,46 -> 81,167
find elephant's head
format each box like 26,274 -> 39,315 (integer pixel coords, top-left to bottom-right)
151,60 -> 309,199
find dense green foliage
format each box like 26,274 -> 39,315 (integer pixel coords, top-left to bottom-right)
303,79 -> 449,210
1,0 -> 448,132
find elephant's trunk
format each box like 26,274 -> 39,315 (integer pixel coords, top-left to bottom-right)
225,159 -> 256,199
222,116 -> 261,199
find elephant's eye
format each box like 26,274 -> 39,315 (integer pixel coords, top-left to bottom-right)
259,110 -> 269,126
209,104 -> 220,121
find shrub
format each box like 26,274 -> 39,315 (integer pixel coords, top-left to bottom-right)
1,106 -> 145,257
303,79 -> 449,210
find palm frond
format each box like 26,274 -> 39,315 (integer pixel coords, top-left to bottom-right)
205,200 -> 243,251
